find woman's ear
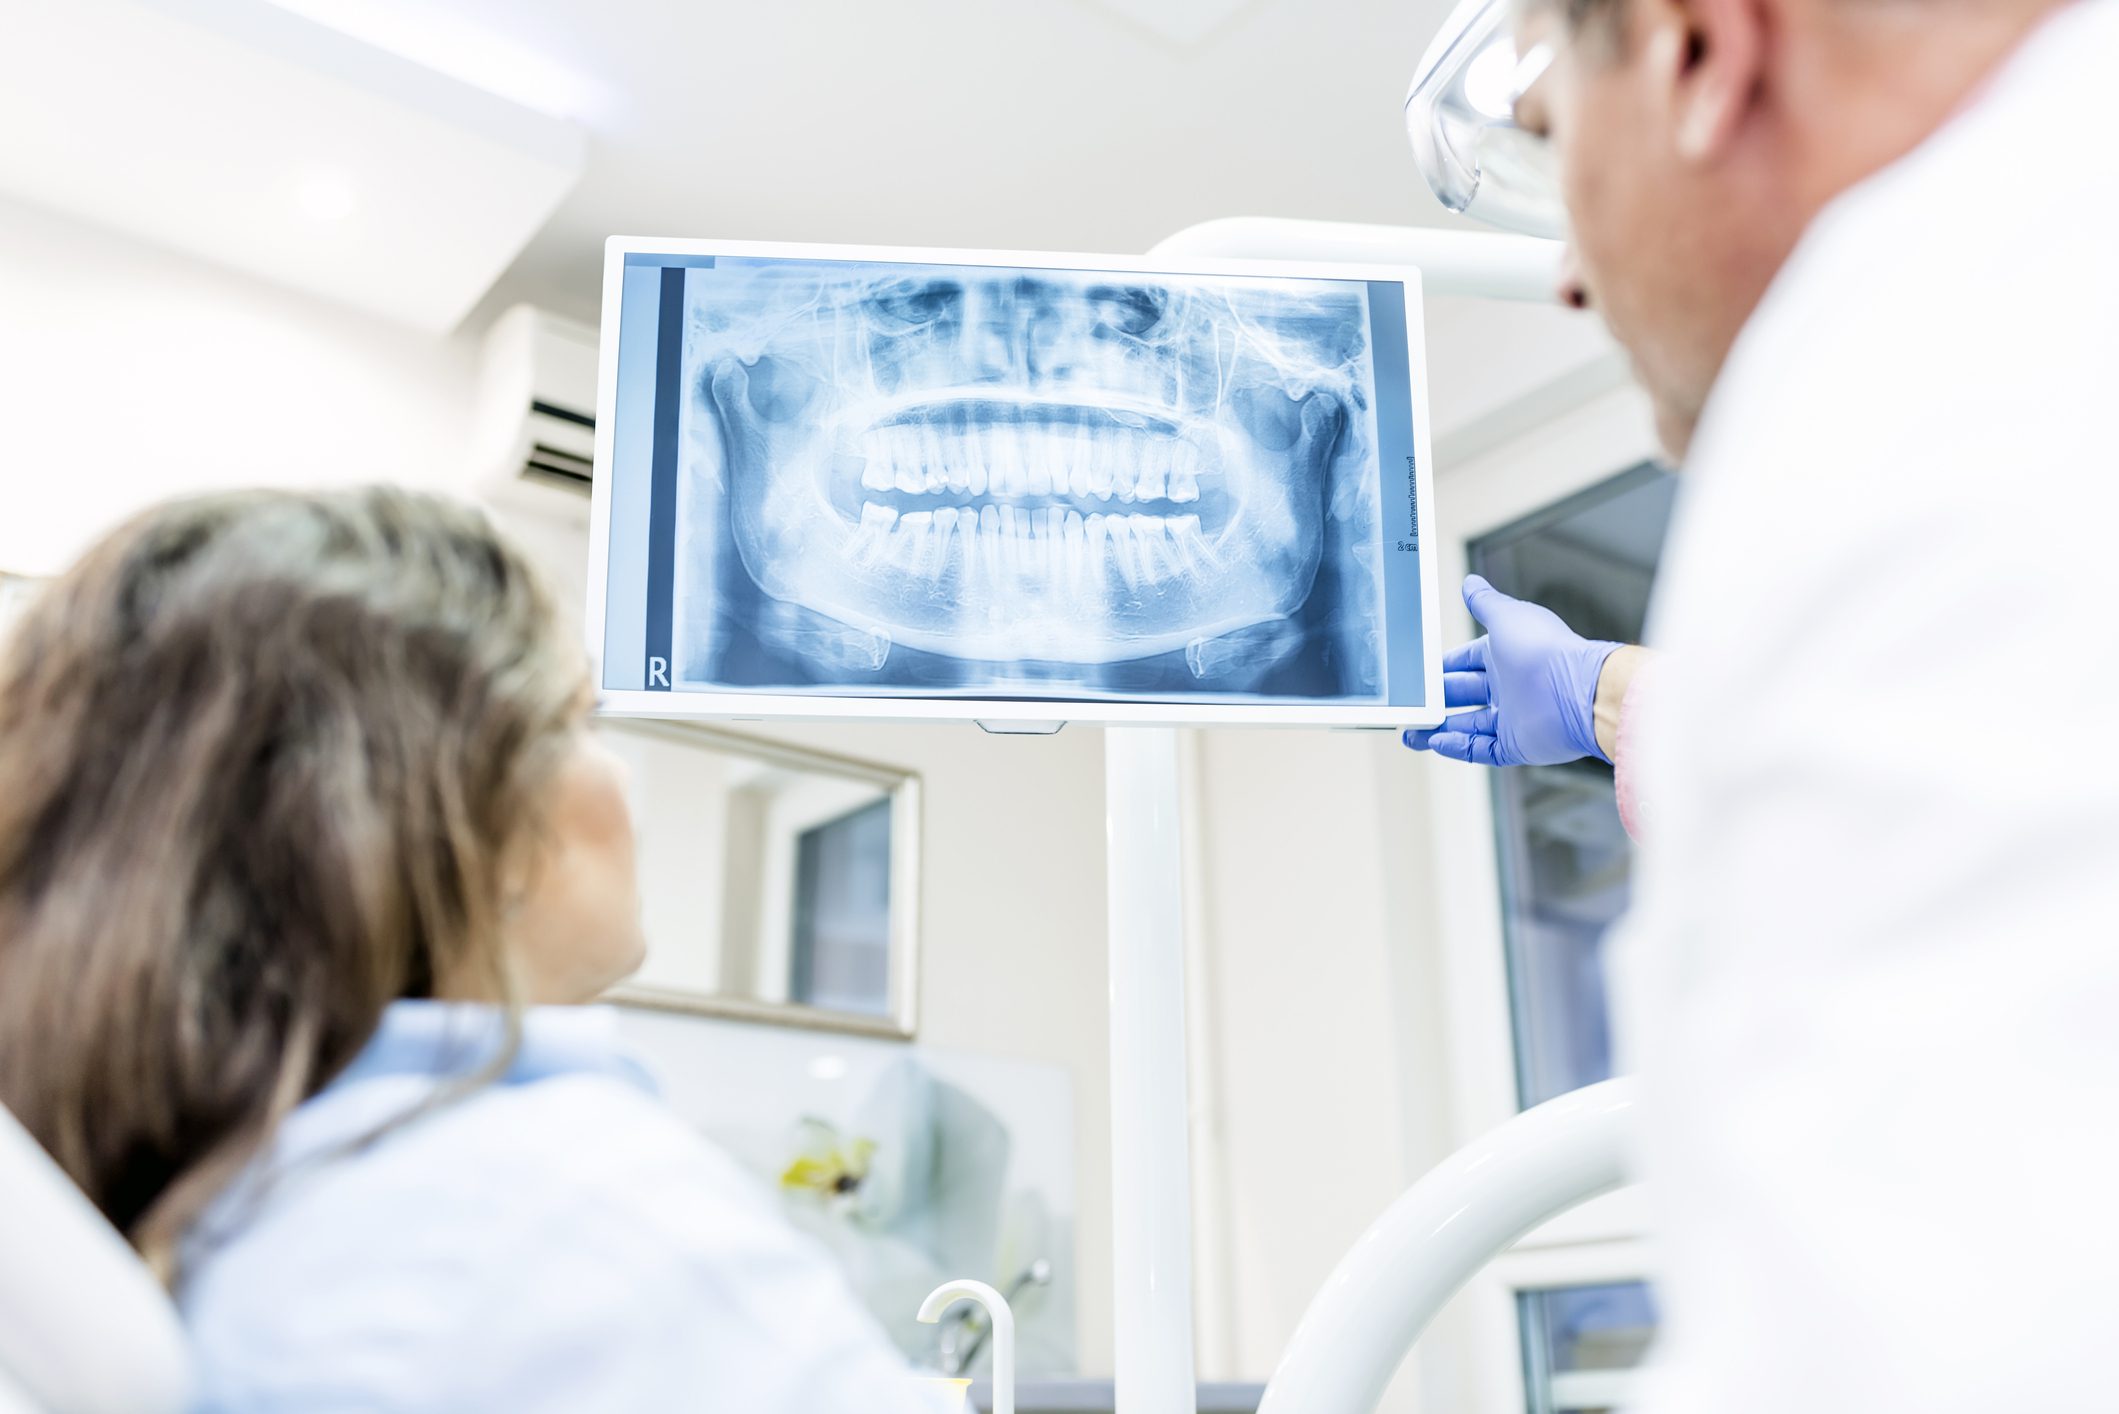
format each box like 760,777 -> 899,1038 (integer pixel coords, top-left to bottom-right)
1668,0 -> 1770,161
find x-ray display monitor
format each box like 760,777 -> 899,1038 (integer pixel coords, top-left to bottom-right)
589,238 -> 1442,727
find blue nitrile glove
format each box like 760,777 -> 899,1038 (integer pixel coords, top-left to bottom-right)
1402,575 -> 1622,767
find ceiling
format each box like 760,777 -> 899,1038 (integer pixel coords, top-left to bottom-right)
3,0 -> 1490,332
4,0 -> 582,333
440,0 -> 1477,329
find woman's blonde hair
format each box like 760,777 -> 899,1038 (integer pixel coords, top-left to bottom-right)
0,487 -> 584,1267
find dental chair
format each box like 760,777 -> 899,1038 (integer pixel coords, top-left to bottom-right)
0,1105 -> 193,1414
1257,1077 -> 1639,1413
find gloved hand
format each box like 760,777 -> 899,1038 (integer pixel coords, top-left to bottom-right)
1402,575 -> 1622,767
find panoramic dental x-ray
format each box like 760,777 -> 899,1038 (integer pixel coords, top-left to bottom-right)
670,257 -> 1390,702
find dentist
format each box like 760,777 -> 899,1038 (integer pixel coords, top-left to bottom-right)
1402,0 -> 2119,1410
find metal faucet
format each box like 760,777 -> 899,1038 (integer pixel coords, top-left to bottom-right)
936,1258 -> 1051,1375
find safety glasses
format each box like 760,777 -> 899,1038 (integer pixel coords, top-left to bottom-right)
1404,0 -> 1567,238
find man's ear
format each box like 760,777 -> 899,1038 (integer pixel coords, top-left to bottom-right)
1665,0 -> 1770,161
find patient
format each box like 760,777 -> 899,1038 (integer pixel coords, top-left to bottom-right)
0,489 -> 938,1412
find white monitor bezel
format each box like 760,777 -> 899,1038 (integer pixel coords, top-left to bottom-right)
586,234 -> 1444,730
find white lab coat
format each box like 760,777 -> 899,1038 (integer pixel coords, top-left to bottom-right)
1613,2 -> 2119,1410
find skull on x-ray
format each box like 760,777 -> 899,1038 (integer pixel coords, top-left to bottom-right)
674,260 -> 1383,696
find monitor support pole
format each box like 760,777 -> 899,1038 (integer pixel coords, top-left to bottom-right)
1098,220 -> 1562,1414
1104,726 -> 1198,1414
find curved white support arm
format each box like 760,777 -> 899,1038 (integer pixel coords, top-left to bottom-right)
1257,1077 -> 1639,1414
919,1279 -> 1016,1414
1148,217 -> 1564,302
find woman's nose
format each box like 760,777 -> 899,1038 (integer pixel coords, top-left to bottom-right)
1555,242 -> 1592,311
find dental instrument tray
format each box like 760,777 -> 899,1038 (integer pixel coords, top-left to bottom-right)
587,236 -> 1442,728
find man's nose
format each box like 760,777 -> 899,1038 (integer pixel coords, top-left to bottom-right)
1555,242 -> 1592,311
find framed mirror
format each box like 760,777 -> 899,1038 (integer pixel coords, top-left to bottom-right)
597,720 -> 922,1039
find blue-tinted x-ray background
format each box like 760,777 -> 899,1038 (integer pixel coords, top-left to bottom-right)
613,255 -> 1420,703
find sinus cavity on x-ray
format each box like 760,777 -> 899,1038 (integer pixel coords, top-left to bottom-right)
594,245 -> 1436,720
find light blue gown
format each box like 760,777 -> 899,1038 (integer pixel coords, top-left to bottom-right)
179,1002 -> 939,1413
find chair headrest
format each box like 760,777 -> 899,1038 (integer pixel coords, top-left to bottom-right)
0,1105 -> 192,1414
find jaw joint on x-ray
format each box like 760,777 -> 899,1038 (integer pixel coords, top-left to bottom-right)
679,265 -> 1383,696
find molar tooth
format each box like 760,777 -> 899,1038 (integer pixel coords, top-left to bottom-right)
1128,514 -> 1167,586
1080,436 -> 1110,501
1169,512 -> 1218,570
1163,513 -> 1199,575
1110,450 -> 1138,503
1106,514 -> 1143,589
1168,467 -> 1200,503
1093,455 -> 1127,506
1082,512 -> 1111,587
886,510 -> 928,574
897,510 -> 934,574
1134,465 -> 1167,502
926,465 -> 949,494
936,507 -> 962,572
863,461 -> 895,492
850,502 -> 898,566
895,462 -> 924,494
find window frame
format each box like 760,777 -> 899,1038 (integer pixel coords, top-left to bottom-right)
1418,384 -> 1667,1412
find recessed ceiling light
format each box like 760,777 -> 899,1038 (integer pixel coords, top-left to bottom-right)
293,170 -> 356,222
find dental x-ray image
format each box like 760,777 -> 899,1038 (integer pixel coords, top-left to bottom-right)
666,256 -> 1397,703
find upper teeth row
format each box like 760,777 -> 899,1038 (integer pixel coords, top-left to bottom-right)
855,426 -> 1203,503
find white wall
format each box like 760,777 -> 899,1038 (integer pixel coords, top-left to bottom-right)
1181,728 -> 1461,1410
0,195 -> 479,576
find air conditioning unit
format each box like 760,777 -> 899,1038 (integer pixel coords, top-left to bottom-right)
473,304 -> 599,514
